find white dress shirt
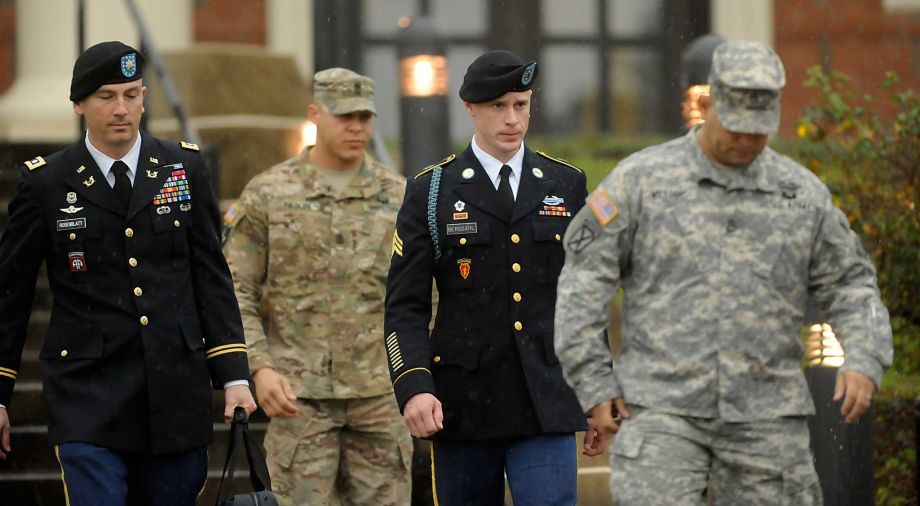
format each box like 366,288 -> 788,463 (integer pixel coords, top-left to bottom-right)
85,132 -> 142,188
471,136 -> 525,200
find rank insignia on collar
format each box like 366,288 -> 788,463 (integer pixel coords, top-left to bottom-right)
83,176 -> 95,188
76,165 -> 86,173
457,258 -> 471,280
462,168 -> 475,179
453,212 -> 468,220
532,167 -> 544,178
66,192 -> 77,204
149,157 -> 159,164
146,170 -> 158,178
543,195 -> 564,205
454,200 -> 466,212
59,206 -> 84,214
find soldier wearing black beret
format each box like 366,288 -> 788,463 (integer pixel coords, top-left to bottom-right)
384,49 -> 605,505
0,41 -> 256,505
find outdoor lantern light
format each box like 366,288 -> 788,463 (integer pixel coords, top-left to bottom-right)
400,54 -> 449,97
682,84 -> 710,129
398,17 -> 450,176
804,323 -> 845,367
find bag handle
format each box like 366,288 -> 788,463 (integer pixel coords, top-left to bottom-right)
216,407 -> 273,505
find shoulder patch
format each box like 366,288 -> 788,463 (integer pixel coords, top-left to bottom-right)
414,154 -> 456,180
223,202 -> 241,227
24,156 -> 46,171
536,151 -> 583,173
179,141 -> 200,152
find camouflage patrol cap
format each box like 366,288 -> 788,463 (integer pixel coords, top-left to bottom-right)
313,67 -> 376,115
709,39 -> 786,134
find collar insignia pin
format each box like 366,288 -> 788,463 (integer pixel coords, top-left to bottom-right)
82,176 -> 95,188
76,165 -> 86,174
147,170 -> 158,178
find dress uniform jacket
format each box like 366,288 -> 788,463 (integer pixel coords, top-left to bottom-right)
384,144 -> 588,441
0,132 -> 250,454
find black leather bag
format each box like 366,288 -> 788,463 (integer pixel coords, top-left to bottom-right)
215,407 -> 279,506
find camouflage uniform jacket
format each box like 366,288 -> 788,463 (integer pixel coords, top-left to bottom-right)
224,149 -> 406,399
555,127 -> 893,421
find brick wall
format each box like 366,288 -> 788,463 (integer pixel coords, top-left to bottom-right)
775,0 -> 920,137
0,0 -> 15,96
193,0 -> 267,45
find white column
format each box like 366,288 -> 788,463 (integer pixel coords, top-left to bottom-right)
0,0 -> 191,143
267,0 -> 313,79
711,0 -> 775,47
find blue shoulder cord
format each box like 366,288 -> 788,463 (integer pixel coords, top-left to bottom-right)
427,166 -> 443,260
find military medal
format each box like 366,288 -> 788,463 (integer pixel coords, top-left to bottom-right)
453,212 -> 468,220
156,206 -> 171,215
180,203 -> 191,212
457,258 -> 471,280
59,205 -> 84,214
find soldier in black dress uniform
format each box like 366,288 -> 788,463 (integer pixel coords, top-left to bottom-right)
0,41 -> 256,505
384,50 -> 607,506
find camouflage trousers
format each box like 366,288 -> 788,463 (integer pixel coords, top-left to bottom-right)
609,407 -> 822,506
263,394 -> 412,506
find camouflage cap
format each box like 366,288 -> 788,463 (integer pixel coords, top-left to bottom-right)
313,67 -> 376,115
709,39 -> 786,134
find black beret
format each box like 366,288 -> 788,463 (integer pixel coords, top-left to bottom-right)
70,41 -> 145,102
459,50 -> 538,103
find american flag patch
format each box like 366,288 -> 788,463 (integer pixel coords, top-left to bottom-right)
588,188 -> 619,225
153,165 -> 191,206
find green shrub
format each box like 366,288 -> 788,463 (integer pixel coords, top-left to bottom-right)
796,65 -> 919,504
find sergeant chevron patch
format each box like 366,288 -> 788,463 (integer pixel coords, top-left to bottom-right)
392,230 -> 404,257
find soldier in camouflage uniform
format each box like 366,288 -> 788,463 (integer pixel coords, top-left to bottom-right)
554,40 -> 893,505
223,68 -> 411,506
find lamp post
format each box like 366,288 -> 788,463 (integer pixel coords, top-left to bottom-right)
398,17 -> 449,177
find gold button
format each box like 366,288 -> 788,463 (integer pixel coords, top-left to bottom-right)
555,234 -> 561,241
140,316 -> 149,326
433,356 -> 442,363
514,321 -> 523,331
459,237 -> 467,245
125,228 -> 134,238
513,292 -> 522,302
128,258 -> 138,267
133,287 -> 143,297
511,233 -> 520,244
512,263 -> 521,273
69,233 -> 76,240
60,350 -> 68,358
174,220 -> 181,228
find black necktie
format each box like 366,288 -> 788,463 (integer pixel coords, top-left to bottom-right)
111,161 -> 132,208
497,164 -> 514,217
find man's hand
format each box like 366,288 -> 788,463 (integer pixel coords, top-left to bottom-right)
252,368 -> 300,418
223,385 -> 258,423
582,417 -> 609,457
834,369 -> 876,423
0,408 -> 10,459
589,398 -> 630,438
403,393 -> 443,438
